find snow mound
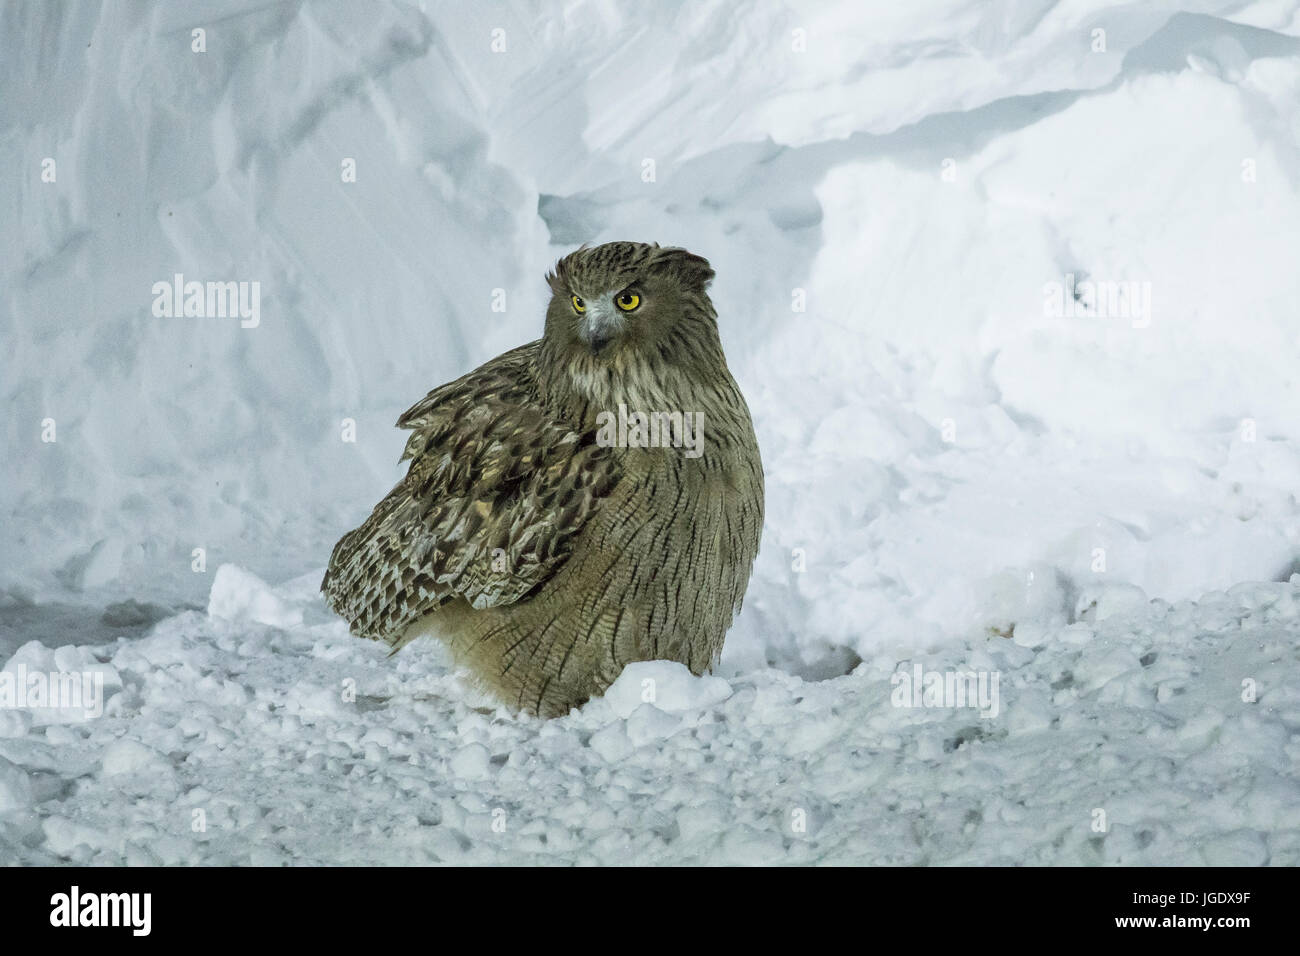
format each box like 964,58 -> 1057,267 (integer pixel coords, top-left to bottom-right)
207,564 -> 304,629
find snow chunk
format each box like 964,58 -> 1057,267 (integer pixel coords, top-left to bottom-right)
1074,647 -> 1145,692
42,815 -> 116,856
625,704 -> 684,746
0,757 -> 34,813
1078,583 -> 1149,622
0,709 -> 31,738
1,641 -> 119,725
601,661 -> 732,719
449,743 -> 492,780
284,682 -> 347,719
1011,622 -> 1050,649
102,739 -> 172,778
587,722 -> 634,762
207,564 -> 303,628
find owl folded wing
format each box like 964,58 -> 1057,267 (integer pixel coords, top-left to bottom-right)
321,342 -> 621,643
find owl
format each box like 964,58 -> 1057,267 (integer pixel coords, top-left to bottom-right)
322,242 -> 764,717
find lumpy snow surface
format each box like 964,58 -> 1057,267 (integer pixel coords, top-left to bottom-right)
1,567 -> 1297,864
2,0 -> 1299,863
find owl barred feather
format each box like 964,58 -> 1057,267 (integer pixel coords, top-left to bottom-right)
323,343 -> 620,636
322,242 -> 764,717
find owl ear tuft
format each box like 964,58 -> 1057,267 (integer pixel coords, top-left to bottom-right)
546,248 -> 582,296
545,268 -> 566,297
653,248 -> 715,291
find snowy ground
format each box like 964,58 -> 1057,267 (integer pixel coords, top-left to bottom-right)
2,567 -> 1298,864
3,0 -> 1300,864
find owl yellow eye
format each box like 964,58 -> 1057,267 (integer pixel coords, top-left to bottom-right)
571,295 -> 585,313
615,291 -> 640,312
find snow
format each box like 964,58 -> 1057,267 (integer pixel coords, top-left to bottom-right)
207,563 -> 304,629
1,567 -> 1298,864
602,661 -> 734,718
0,757 -> 34,815
2,0 -> 1299,863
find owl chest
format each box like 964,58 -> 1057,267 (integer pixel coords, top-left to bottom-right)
586,452 -> 753,587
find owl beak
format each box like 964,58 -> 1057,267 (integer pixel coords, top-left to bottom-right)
579,307 -> 621,356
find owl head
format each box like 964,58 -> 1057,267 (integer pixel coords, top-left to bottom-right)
543,241 -> 716,361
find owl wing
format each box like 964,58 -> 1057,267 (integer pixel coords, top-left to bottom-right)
321,341 -> 621,644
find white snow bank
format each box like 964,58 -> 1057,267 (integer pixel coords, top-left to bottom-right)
2,0 -> 1298,679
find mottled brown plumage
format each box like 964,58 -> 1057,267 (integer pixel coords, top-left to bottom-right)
322,242 -> 763,717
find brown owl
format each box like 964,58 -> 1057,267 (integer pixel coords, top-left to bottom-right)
322,242 -> 764,717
